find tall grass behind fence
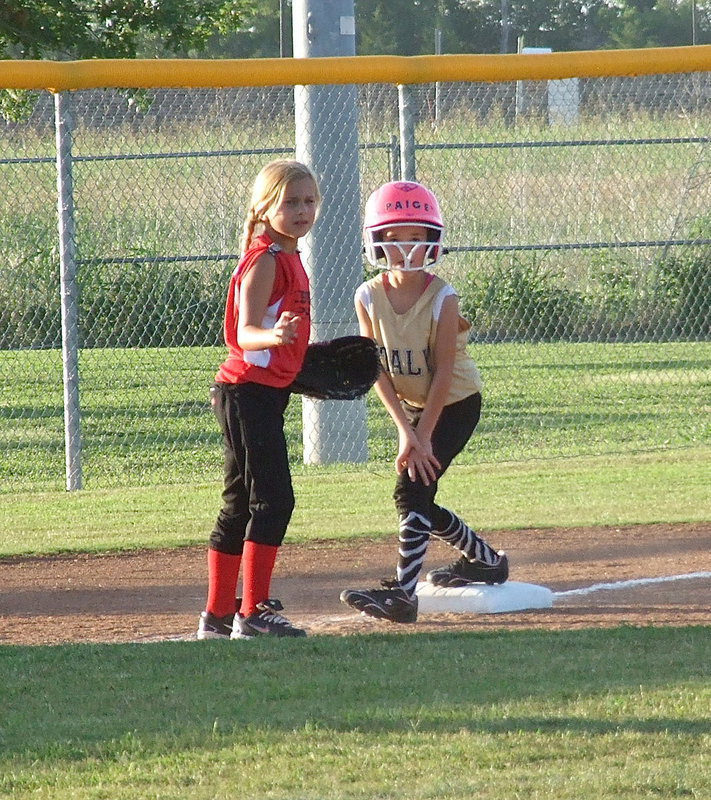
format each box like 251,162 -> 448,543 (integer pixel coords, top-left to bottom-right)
0,60 -> 709,492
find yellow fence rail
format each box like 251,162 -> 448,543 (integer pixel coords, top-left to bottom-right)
1,45 -> 710,91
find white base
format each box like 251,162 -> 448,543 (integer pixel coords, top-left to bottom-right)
415,580 -> 554,614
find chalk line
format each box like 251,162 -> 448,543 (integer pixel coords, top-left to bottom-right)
554,571 -> 711,598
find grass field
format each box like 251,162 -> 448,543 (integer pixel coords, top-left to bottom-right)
2,339 -> 709,491
0,447 -> 709,557
4,107 -> 706,262
1,628 -> 709,799
1,371 -> 709,799
1,333 -> 709,800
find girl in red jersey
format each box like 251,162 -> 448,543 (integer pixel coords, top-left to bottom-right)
198,160 -> 320,640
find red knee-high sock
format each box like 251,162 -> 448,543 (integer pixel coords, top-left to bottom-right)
206,549 -> 241,618
240,541 -> 278,617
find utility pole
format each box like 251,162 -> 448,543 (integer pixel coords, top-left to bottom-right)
501,0 -> 510,53
292,0 -> 368,464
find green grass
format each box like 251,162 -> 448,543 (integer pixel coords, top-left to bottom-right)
1,340 -> 709,491
1,447 -> 708,557
1,337 -> 708,556
1,627 -> 709,799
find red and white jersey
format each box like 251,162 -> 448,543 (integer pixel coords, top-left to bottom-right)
215,233 -> 311,387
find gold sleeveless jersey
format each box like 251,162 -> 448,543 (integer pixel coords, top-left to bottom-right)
357,273 -> 482,408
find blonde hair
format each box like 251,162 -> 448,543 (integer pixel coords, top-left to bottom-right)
241,159 -> 321,253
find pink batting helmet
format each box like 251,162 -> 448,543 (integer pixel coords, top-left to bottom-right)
363,181 -> 445,270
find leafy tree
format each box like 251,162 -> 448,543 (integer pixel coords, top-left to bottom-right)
0,0 -> 255,60
432,0 -> 503,54
202,0 -> 291,58
505,0 -> 612,51
352,0 -> 611,56
599,0 -> 708,48
351,0 -> 708,55
356,0 -> 435,55
0,0 -> 255,119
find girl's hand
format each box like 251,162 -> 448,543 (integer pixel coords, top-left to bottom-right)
396,428 -> 440,486
273,312 -> 302,345
414,429 -> 440,469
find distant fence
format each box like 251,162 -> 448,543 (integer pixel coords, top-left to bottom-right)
1,47 -> 709,491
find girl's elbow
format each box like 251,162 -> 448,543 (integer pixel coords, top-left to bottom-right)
237,329 -> 260,351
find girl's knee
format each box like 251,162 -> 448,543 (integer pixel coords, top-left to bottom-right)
246,498 -> 295,546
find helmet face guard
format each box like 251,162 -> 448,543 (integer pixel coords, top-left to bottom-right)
365,222 -> 444,271
363,181 -> 445,271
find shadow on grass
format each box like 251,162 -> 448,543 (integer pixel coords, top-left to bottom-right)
1,626 -> 708,760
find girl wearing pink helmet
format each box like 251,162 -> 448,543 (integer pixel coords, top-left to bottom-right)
340,181 -> 508,624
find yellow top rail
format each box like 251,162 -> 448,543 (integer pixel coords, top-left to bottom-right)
1,46 -> 710,92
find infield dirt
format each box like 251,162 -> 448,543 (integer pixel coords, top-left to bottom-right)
1,523 -> 709,645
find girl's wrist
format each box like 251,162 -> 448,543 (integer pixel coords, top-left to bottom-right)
417,424 -> 433,439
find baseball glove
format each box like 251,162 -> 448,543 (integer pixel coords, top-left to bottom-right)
290,336 -> 380,400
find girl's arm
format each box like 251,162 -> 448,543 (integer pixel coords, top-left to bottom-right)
237,253 -> 301,350
415,292 -> 459,446
356,298 -> 439,485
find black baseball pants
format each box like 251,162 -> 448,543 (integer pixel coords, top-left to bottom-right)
209,381 -> 295,554
392,392 -> 482,527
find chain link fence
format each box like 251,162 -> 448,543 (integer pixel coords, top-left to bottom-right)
1,69 -> 709,492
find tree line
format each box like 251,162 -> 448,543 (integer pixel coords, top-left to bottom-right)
230,0 -> 709,58
1,0 -> 708,63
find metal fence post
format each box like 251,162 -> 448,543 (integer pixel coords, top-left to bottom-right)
434,28 -> 442,125
54,91 -> 83,491
293,0 -> 368,464
398,84 -> 417,181
389,134 -> 400,181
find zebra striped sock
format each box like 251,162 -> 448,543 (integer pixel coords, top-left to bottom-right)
397,511 -> 431,597
432,507 -> 498,565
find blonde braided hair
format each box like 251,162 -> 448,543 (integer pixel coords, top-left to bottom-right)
240,160 -> 321,253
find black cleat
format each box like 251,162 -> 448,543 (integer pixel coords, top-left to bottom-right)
197,611 -> 234,640
233,599 -> 307,639
340,580 -> 418,623
426,552 -> 509,587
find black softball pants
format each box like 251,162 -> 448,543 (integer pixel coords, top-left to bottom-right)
393,392 -> 481,527
209,381 -> 295,554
